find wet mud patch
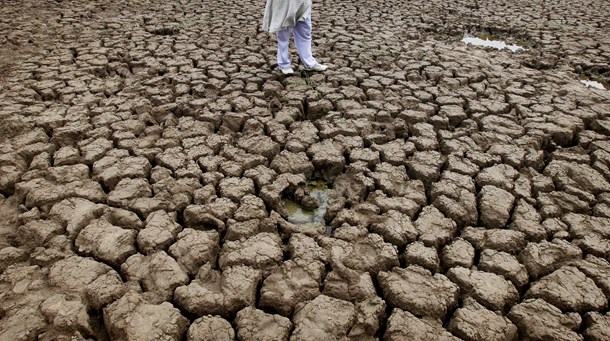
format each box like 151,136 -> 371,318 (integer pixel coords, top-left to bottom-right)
463,26 -> 534,46
0,196 -> 21,249
282,180 -> 335,235
0,42 -> 44,84
145,16 -> 210,36
147,25 -> 180,36
0,65 -> 11,84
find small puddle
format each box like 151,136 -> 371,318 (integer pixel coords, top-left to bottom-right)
462,35 -> 525,52
579,76 -> 609,90
283,180 -> 334,235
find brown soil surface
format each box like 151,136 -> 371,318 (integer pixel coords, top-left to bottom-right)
1,0 -> 609,340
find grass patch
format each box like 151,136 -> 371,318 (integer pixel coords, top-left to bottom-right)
300,70 -> 315,88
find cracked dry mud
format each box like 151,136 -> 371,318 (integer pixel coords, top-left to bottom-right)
0,0 -> 609,340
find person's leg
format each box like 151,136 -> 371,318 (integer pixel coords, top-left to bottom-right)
276,27 -> 292,69
293,13 -> 317,69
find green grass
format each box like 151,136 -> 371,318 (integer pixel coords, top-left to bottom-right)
300,70 -> 315,88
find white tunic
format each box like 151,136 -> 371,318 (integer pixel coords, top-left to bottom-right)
262,0 -> 312,33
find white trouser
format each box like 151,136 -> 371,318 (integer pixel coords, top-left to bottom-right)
276,13 -> 317,69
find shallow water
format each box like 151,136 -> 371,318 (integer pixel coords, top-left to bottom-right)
283,181 -> 334,235
462,35 -> 524,52
580,79 -> 607,90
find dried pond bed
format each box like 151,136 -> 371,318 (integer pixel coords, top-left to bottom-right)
0,0 -> 610,340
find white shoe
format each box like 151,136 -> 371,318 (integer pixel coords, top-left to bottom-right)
305,63 -> 328,72
280,67 -> 294,75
